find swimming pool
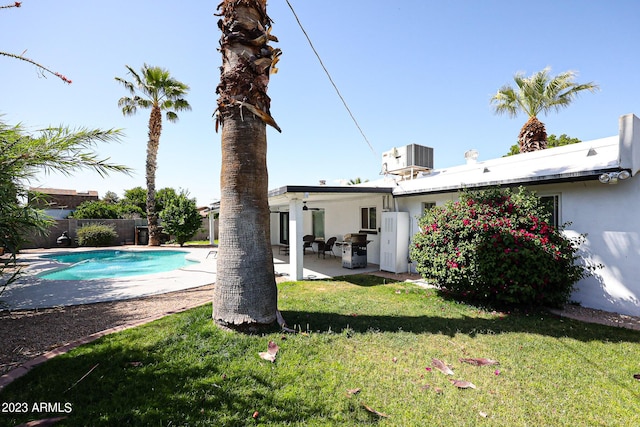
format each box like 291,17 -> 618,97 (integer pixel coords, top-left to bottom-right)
39,249 -> 199,280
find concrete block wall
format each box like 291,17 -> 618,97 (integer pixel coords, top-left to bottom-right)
24,218 -> 217,249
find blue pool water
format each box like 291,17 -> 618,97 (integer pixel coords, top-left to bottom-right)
39,250 -> 198,280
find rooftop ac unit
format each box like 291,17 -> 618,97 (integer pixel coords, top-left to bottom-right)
382,144 -> 433,174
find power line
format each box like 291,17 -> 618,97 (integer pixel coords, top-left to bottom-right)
284,0 -> 377,157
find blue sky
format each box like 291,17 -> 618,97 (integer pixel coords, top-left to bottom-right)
3,0 -> 639,206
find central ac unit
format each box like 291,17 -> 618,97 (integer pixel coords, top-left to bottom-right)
382,144 -> 433,174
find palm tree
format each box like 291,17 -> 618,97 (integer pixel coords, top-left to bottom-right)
490,67 -> 598,153
213,0 -> 282,331
1,121 -> 131,293
115,65 -> 191,245
347,177 -> 369,185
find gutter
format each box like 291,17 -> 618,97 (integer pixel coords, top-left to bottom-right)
392,167 -> 626,197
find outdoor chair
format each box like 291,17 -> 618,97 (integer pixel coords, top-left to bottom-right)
303,234 -> 315,254
318,236 -> 337,259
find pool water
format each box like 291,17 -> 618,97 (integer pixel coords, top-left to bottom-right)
39,250 -> 198,280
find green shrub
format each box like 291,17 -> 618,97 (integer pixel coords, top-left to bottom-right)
159,191 -> 202,246
77,223 -> 118,247
70,200 -> 120,219
410,187 -> 589,308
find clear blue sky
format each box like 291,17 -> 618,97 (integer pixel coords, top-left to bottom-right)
4,0 -> 639,206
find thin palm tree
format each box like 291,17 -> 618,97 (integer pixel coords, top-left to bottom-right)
213,0 -> 282,331
115,64 -> 190,246
490,67 -> 598,153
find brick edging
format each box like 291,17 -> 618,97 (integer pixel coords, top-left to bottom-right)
0,301 -> 210,392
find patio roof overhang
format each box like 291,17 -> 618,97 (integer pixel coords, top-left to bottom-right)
268,185 -> 394,208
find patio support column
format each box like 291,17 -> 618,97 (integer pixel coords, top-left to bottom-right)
208,211 -> 216,245
289,198 -> 304,280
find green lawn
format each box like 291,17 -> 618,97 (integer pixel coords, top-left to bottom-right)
2,275 -> 640,426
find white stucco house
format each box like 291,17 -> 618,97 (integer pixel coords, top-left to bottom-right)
267,113 -> 640,317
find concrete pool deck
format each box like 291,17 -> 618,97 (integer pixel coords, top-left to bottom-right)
1,246 -> 394,310
2,247 -> 218,311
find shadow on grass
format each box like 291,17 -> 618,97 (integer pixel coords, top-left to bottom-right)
324,274 -> 391,287
2,307 -> 369,427
280,309 -> 640,344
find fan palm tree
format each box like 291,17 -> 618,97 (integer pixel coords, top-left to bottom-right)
213,0 -> 282,331
115,65 -> 191,245
490,67 -> 598,153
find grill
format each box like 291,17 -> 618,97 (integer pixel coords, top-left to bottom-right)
341,233 -> 369,269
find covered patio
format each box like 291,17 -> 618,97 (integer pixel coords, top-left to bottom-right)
267,184 -> 395,280
271,245 -> 381,280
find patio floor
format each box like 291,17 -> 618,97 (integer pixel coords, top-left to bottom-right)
271,246 -> 381,280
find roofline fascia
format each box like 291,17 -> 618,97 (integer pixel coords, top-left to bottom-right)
268,185 -> 394,198
391,168 -> 628,197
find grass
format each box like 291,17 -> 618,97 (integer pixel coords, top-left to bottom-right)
2,275 -> 640,426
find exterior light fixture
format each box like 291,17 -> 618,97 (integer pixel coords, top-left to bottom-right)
598,174 -> 610,184
302,201 -> 308,211
599,171 -> 631,184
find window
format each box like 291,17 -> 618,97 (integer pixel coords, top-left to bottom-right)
279,212 -> 289,244
422,202 -> 436,214
312,210 -> 325,239
539,195 -> 560,227
361,206 -> 377,231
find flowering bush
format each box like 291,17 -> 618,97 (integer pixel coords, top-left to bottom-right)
410,187 -> 589,308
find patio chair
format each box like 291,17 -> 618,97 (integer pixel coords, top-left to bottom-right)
318,236 -> 337,259
303,234 -> 315,254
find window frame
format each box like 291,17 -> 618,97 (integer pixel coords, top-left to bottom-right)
360,206 -> 377,232
539,194 -> 560,228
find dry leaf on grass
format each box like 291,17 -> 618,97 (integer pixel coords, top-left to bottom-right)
346,388 -> 361,397
459,357 -> 500,366
362,403 -> 389,418
15,418 -> 67,427
432,358 -> 454,375
449,379 -> 476,389
258,340 -> 279,362
420,384 -> 443,394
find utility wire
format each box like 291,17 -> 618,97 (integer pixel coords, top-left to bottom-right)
284,0 -> 377,157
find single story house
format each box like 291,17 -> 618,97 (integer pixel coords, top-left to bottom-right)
267,113 -> 640,317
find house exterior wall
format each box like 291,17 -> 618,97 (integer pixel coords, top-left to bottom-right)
397,177 -> 640,317
322,197 -> 379,264
554,179 -> 640,316
28,189 -> 99,210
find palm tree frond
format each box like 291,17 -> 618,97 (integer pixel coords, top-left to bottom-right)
165,111 -> 179,123
173,98 -> 192,111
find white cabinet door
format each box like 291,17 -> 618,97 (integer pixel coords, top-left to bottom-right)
380,212 -> 409,273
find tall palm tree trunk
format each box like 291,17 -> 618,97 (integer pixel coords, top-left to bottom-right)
213,0 -> 280,331
518,116 -> 548,153
146,105 -> 162,246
